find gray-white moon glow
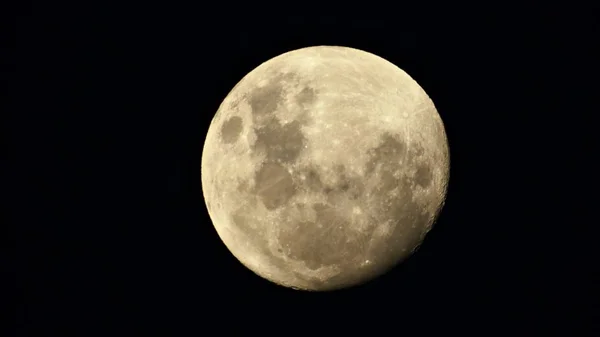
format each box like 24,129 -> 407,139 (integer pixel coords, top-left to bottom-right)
201,46 -> 449,291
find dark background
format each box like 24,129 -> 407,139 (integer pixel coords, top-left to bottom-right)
10,4 -> 598,336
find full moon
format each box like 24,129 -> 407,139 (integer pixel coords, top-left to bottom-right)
201,46 -> 449,291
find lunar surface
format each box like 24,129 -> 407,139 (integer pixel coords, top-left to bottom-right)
201,46 -> 449,291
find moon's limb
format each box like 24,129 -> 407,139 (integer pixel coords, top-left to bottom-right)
201,46 -> 449,291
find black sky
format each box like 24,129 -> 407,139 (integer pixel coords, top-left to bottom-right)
10,5 -> 598,336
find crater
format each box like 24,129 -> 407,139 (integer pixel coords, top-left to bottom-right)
293,165 -> 325,193
253,118 -> 306,163
253,162 -> 296,210
220,116 -> 243,144
277,203 -> 365,270
303,166 -> 323,192
328,176 -> 364,201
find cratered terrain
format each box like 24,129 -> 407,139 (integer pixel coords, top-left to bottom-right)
201,46 -> 450,291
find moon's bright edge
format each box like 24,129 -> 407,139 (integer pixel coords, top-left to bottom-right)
201,46 -> 450,291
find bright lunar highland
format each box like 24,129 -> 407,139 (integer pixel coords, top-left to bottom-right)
201,46 -> 450,291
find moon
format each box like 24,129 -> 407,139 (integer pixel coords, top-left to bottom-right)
201,46 -> 449,291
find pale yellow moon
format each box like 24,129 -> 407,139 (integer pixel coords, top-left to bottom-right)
201,46 -> 449,291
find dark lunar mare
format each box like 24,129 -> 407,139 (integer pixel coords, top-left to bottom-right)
221,68 -> 435,290
220,116 -> 243,144
362,133 -> 433,274
278,202 -> 368,270
289,133 -> 433,290
253,119 -> 305,163
225,70 -> 327,284
242,70 -> 321,212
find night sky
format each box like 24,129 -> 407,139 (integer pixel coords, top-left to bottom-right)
11,5 -> 598,336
